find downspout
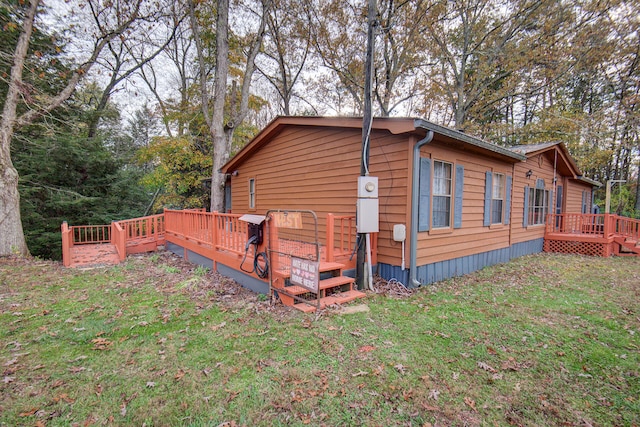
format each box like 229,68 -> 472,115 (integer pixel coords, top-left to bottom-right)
410,130 -> 434,287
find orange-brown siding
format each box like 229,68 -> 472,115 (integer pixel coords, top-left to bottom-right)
228,121 -> 595,273
228,126 -> 411,268
412,141 -> 514,266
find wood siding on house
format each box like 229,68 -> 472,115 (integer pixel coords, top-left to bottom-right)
566,179 -> 594,213
412,141 -> 515,266
511,151 -> 561,245
228,126 -> 411,266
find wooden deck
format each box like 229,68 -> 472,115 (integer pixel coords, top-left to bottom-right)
61,210 -> 372,312
544,213 -> 640,257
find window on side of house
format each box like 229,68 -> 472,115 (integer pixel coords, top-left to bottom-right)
491,173 -> 505,224
248,178 -> 256,209
432,160 -> 452,228
528,187 -> 549,225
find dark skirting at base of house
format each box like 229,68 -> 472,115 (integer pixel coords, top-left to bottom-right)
378,238 -> 544,287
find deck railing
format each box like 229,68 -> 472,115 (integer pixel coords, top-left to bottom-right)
117,214 -> 165,242
546,213 -> 640,242
614,215 -> 640,242
71,224 -> 112,244
326,214 -> 377,264
63,209 -> 378,268
164,209 -> 247,255
546,213 -> 608,237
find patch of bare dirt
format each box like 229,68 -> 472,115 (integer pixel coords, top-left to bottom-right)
123,250 -> 294,316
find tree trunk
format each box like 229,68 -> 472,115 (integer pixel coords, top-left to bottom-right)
209,0 -> 230,212
0,0 -> 39,257
0,137 -> 29,256
635,163 -> 640,213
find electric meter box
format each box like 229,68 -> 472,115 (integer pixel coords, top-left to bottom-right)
357,176 -> 378,199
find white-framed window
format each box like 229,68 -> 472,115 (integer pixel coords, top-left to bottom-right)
491,173 -> 505,224
432,160 -> 452,228
248,178 -> 255,209
528,187 -> 549,225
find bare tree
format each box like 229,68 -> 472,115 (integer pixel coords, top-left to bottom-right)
189,0 -> 269,211
256,0 -> 311,115
0,0 -> 158,256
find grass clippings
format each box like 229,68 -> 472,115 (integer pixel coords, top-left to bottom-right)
1,251 -> 638,426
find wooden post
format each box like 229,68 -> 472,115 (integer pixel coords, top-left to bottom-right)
61,222 -> 71,267
326,213 -> 335,262
211,211 -> 218,250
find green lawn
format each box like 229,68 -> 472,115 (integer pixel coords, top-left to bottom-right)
1,252 -> 638,426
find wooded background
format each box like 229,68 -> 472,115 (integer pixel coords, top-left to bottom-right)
1,0 -> 638,259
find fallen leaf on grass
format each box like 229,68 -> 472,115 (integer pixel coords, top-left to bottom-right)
477,361 -> 497,373
211,321 -> 226,331
464,397 -> 477,411
225,389 -> 239,403
428,389 -> 440,401
358,345 -> 376,353
3,358 -> 18,366
51,379 -> 65,389
394,364 -> 407,374
146,381 -> 156,388
351,370 -> 368,377
3,376 -> 15,384
91,338 -> 113,351
174,369 -> 187,381
19,407 -> 39,417
54,393 -> 75,404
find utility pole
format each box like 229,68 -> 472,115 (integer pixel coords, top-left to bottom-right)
356,0 -> 377,290
605,180 -> 626,214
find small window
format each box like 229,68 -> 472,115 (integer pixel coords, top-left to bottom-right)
491,173 -> 505,224
432,160 -> 452,228
249,178 -> 255,209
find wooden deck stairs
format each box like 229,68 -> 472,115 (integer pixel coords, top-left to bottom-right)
614,236 -> 640,256
272,261 -> 366,313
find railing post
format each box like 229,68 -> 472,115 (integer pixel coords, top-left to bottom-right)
61,221 -> 71,267
326,213 -> 335,262
603,214 -> 612,237
211,211 -> 219,250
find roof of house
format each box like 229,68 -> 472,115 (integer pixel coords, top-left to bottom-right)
221,117 -> 599,188
221,116 -> 526,173
510,141 -> 585,180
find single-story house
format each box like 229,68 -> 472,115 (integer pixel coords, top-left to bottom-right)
220,116 -> 598,286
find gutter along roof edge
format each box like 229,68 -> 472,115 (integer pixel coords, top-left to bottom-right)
413,119 -> 527,161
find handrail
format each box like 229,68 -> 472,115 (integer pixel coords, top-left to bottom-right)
614,215 -> 640,242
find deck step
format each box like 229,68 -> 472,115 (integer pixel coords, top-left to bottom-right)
276,276 -> 355,296
319,261 -> 346,272
319,275 -> 354,290
292,290 -> 367,313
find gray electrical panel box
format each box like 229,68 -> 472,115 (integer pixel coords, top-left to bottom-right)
357,198 -> 379,233
357,176 -> 379,233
